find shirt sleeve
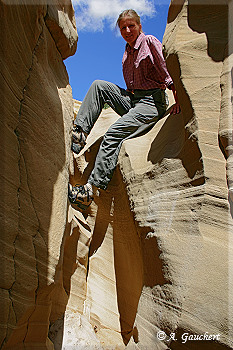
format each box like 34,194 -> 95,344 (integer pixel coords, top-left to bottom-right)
147,35 -> 173,88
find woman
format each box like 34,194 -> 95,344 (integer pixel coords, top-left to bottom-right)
68,9 -> 180,209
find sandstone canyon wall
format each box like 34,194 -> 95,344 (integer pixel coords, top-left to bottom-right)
0,1 -> 78,349
1,0 -> 233,350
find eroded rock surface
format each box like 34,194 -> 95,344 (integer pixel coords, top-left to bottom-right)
0,1 -> 77,348
1,0 -> 233,349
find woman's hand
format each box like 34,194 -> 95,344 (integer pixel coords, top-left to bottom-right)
170,102 -> 181,115
169,84 -> 181,115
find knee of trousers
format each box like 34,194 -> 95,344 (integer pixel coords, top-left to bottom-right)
91,79 -> 109,91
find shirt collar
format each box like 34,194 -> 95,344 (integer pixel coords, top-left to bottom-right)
126,32 -> 145,52
134,32 -> 145,49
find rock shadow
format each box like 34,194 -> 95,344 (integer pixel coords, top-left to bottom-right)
167,0 -> 230,63
148,53 -> 204,187
167,0 -> 185,23
187,1 -> 232,213
85,162 -> 167,346
148,112 -> 204,186
187,0 -> 230,62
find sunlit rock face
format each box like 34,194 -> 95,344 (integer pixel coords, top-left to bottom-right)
0,1 -> 77,348
1,0 -> 232,349
68,1 -> 233,349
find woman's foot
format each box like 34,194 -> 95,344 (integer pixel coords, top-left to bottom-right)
71,125 -> 87,155
68,183 -> 93,210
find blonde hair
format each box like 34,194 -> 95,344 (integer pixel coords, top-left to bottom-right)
116,9 -> 142,31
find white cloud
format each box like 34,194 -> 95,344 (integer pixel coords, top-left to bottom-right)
72,0 -> 156,32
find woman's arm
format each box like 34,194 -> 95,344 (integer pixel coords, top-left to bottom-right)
148,37 -> 181,114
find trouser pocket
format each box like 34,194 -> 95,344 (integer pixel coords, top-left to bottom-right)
152,89 -> 169,117
152,89 -> 167,106
152,89 -> 168,116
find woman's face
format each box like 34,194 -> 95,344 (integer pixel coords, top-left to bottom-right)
119,16 -> 142,47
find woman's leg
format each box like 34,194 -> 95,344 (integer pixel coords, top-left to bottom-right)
74,80 -> 132,134
68,90 -> 167,208
88,93 -> 167,190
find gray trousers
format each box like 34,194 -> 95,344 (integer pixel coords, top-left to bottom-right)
74,80 -> 168,190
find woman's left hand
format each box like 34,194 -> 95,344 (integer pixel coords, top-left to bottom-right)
170,102 -> 181,115
169,84 -> 181,115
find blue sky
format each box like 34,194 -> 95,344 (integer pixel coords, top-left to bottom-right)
65,1 -> 170,101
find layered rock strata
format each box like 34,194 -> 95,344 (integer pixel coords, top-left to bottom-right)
1,0 -> 233,349
0,1 -> 78,348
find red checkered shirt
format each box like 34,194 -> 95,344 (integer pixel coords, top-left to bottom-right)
122,33 -> 173,91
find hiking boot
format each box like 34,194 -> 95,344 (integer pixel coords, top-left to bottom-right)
68,183 -> 93,210
71,125 -> 87,155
